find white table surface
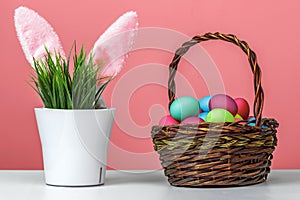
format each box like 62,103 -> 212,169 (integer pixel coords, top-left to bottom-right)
0,170 -> 299,200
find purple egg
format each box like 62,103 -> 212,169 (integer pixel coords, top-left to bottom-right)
209,94 -> 238,116
159,115 -> 179,126
181,116 -> 204,124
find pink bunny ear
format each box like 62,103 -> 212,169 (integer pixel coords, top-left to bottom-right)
91,11 -> 138,78
14,6 -> 65,66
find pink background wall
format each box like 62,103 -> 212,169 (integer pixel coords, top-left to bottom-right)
0,0 -> 299,169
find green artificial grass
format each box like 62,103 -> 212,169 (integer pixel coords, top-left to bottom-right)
31,44 -> 110,109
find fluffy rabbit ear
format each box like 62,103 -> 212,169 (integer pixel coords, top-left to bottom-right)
91,11 -> 138,78
14,6 -> 65,67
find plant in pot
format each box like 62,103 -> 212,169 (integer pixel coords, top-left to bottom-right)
14,6 -> 138,186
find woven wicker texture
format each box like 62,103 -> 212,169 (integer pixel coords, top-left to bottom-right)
151,32 -> 279,187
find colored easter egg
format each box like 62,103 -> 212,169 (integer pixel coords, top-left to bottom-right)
248,117 -> 255,122
248,123 -> 268,128
198,112 -> 209,121
206,108 -> 235,123
235,118 -> 241,122
247,117 -> 267,128
209,94 -> 238,116
158,115 -> 179,126
234,114 -> 243,122
235,98 -> 250,120
199,96 -> 212,112
235,114 -> 243,120
170,96 -> 200,121
248,122 -> 256,127
181,116 -> 204,124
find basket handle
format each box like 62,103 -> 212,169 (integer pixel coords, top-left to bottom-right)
168,32 -> 264,126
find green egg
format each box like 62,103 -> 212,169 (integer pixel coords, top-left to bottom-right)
235,114 -> 243,120
170,96 -> 200,121
206,108 -> 235,123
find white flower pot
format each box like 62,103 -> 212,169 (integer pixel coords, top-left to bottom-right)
34,108 -> 116,187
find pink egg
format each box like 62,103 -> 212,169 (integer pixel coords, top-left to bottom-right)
235,118 -> 242,122
209,94 -> 238,116
235,98 -> 250,120
181,116 -> 204,124
159,115 -> 179,126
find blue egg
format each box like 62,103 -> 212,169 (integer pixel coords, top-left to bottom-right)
248,122 -> 256,127
248,118 -> 268,128
248,123 -> 268,128
248,117 -> 257,127
198,112 -> 209,121
199,96 -> 212,112
248,117 -> 256,122
170,96 -> 200,121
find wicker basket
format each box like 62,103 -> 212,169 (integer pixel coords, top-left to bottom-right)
151,32 -> 279,187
